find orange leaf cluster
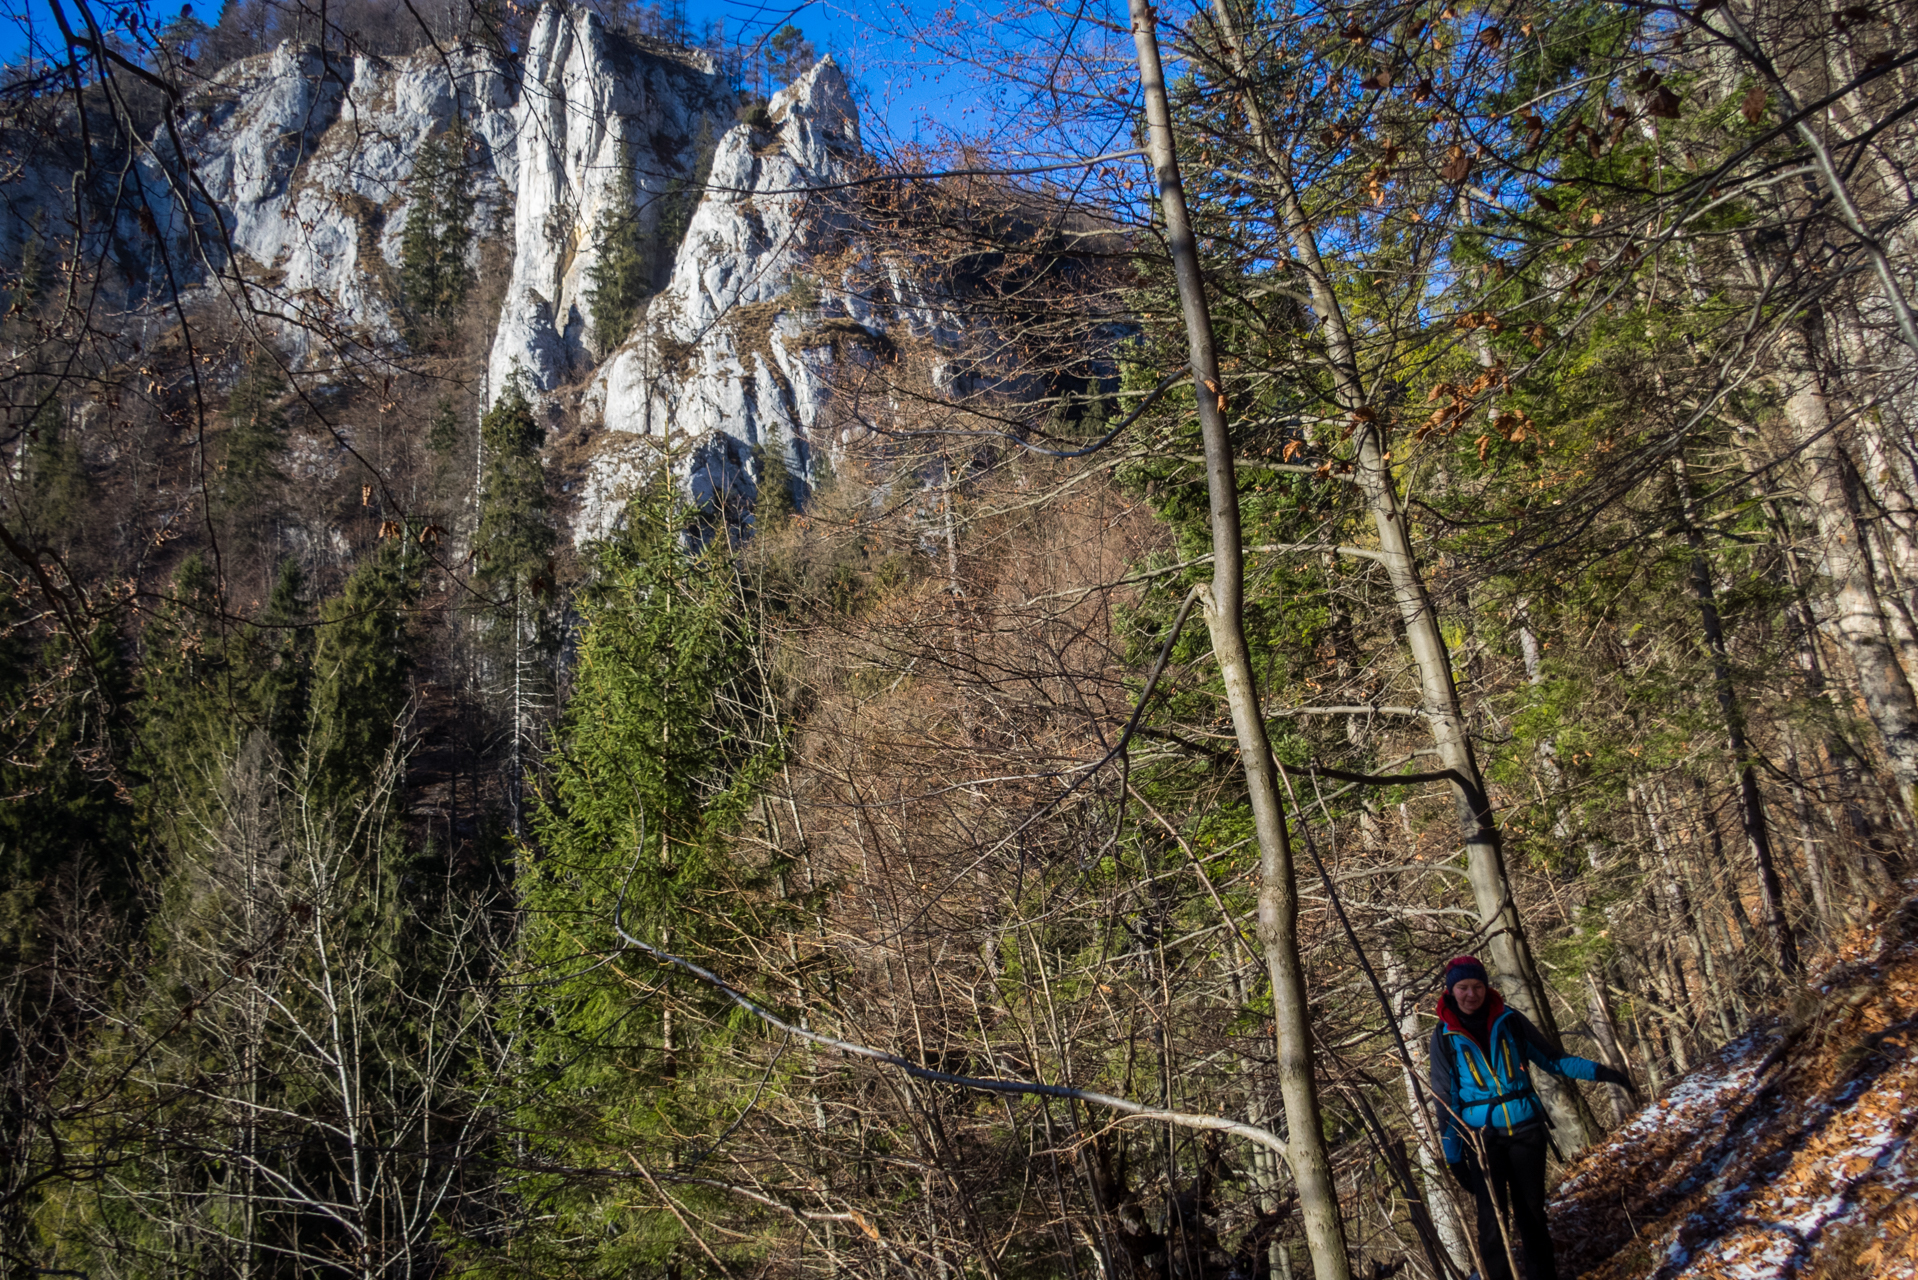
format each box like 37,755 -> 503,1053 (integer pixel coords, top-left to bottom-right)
1418,366 -> 1504,441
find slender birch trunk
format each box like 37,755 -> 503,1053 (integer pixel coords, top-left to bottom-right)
1583,971 -> 1635,1128
1201,0 -> 1590,1149
1672,456 -> 1798,975
1126,10 -> 1350,1277
1383,948 -> 1470,1274
1778,319 -> 1918,822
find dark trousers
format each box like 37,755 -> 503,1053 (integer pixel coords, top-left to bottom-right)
1455,1123 -> 1555,1280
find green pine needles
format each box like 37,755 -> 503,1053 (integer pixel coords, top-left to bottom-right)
219,346 -> 287,514
585,125 -> 719,352
505,492 -> 782,1274
754,441 -> 797,529
398,124 -> 475,340
308,541 -> 419,812
584,138 -> 652,353
473,370 -> 555,603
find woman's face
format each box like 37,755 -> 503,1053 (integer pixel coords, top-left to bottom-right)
1452,979 -> 1488,1014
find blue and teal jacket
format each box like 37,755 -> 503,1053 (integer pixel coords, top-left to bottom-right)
1428,988 -> 1604,1163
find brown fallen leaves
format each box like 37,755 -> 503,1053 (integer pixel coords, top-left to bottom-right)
1553,899 -> 1918,1280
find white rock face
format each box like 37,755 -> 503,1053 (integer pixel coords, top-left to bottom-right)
572,58 -> 863,542
10,1 -> 885,544
147,41 -> 519,358
484,5 -> 734,398
133,1 -> 737,389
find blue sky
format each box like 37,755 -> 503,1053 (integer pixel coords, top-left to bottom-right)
0,0 -> 1144,166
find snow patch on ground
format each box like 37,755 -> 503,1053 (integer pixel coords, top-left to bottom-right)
1552,906 -> 1918,1280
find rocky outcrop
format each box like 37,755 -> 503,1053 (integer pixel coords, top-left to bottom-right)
128,2 -> 738,389
13,2 -> 889,545
484,6 -> 734,398
571,58 -> 863,541
147,41 -> 519,357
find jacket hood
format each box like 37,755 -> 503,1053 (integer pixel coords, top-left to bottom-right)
1436,986 -> 1507,1038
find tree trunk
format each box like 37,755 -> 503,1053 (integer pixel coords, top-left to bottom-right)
1781,729 -> 1836,930
1779,318 -> 1918,823
1583,970 -> 1635,1128
1383,948 -> 1471,1275
1673,456 -> 1799,976
1202,0 -> 1589,1153
1639,784 -> 1733,1041
1125,10 -> 1350,1279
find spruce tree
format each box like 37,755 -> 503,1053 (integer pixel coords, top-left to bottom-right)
135,554 -> 316,846
245,557 -> 312,761
218,346 -> 287,516
426,395 -> 462,457
473,371 -> 554,602
15,394 -> 92,555
398,125 -> 475,340
473,370 -> 556,832
753,440 -> 796,530
0,605 -> 135,954
507,488 -> 780,1274
309,540 -> 418,812
584,138 -> 651,352
134,554 -> 242,850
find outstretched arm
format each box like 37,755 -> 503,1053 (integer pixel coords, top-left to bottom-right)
1513,1012 -> 1632,1088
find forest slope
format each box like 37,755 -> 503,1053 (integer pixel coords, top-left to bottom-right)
1553,894 -> 1918,1280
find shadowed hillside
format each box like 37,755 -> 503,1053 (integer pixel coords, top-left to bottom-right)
1554,894 -> 1918,1280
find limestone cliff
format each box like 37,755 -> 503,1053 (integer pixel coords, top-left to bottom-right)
570,58 -> 863,541
39,1 -> 880,544
143,39 -> 520,359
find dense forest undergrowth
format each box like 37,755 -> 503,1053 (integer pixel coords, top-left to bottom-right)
3,0 -> 1917,1276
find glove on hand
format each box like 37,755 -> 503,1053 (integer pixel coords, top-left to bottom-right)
1593,1063 -> 1632,1089
1448,1161 -> 1484,1195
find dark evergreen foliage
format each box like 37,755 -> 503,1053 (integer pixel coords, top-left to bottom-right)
584,138 -> 652,353
218,347 -> 287,515
473,371 -> 554,602
399,127 -> 476,341
753,440 -> 797,529
0,606 -> 134,955
427,395 -> 462,456
309,542 -> 418,810
505,489 -> 779,1273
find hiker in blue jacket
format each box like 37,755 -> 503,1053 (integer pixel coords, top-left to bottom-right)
1429,956 -> 1633,1280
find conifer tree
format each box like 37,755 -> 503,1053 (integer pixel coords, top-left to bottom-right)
472,371 -> 555,830
584,138 -> 651,353
217,347 -> 287,516
765,23 -> 814,88
427,394 -> 462,457
0,605 -> 134,951
474,372 -> 554,602
15,396 -> 90,549
505,489 -> 780,1274
752,440 -> 796,530
399,125 -> 475,339
134,552 -> 329,847
134,555 -> 243,851
243,557 -> 312,761
309,543 -> 417,811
